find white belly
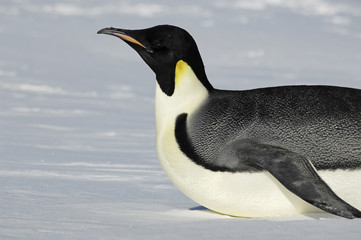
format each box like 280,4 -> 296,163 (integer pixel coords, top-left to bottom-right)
156,127 -> 361,217
156,124 -> 314,217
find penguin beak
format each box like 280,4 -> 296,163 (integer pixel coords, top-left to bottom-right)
97,27 -> 153,53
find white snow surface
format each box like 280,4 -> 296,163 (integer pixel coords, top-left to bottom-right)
1,0 -> 361,239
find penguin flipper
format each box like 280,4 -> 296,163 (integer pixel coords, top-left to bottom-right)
230,139 -> 361,219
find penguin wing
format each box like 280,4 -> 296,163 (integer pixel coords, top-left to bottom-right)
223,138 -> 361,219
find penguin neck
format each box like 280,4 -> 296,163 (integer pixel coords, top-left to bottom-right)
187,59 -> 213,92
155,58 -> 213,97
155,60 -> 209,133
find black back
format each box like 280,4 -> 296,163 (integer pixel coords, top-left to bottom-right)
183,85 -> 361,171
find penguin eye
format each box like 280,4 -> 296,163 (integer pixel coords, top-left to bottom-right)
151,40 -> 166,50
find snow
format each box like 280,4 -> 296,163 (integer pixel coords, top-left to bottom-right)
1,0 -> 361,239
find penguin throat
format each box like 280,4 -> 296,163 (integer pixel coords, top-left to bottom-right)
174,60 -> 213,93
156,59 -> 212,97
155,60 -> 208,117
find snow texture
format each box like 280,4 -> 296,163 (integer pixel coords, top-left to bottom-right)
1,0 -> 361,239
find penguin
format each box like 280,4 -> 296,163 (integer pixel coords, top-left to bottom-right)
97,25 -> 361,219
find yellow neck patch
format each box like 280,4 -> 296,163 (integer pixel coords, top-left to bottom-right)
174,60 -> 188,88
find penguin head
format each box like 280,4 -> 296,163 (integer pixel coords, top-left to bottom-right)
97,25 -> 212,96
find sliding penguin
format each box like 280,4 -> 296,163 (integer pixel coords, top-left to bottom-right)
97,25 -> 361,219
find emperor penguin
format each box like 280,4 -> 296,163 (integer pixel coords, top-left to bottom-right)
97,25 -> 361,219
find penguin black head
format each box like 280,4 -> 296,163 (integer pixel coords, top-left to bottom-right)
97,25 -> 213,96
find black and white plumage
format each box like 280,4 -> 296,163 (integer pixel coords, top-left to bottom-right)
98,25 -> 361,219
